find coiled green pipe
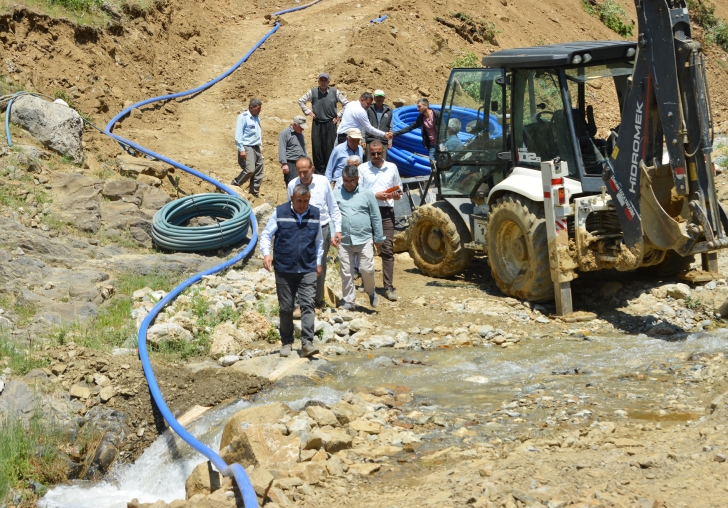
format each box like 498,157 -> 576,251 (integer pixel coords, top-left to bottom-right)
152,193 -> 252,252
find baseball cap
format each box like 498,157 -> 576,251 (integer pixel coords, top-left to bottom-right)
293,115 -> 308,129
318,72 -> 330,80
373,89 -> 386,97
347,128 -> 362,139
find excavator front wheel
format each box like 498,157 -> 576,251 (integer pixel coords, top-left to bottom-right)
409,202 -> 473,278
487,193 -> 553,302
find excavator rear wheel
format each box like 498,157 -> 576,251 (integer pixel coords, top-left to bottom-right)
487,193 -> 553,302
409,202 -> 474,278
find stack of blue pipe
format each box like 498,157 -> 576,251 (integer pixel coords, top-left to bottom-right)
389,105 -> 502,177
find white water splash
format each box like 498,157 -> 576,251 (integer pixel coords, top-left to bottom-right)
40,400 -> 250,508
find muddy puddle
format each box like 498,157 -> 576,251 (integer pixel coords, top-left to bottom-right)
41,328 -> 728,506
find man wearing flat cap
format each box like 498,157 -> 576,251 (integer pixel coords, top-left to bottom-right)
298,73 -> 349,176
279,115 -> 309,186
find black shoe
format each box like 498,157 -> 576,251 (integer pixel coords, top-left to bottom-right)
230,179 -> 239,187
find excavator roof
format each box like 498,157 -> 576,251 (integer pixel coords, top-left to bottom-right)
481,40 -> 637,68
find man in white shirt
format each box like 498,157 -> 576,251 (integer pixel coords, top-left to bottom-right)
287,157 -> 342,311
358,140 -> 402,301
337,92 -> 395,144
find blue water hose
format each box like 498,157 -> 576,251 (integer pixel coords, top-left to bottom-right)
102,1 -> 321,506
371,14 -> 387,23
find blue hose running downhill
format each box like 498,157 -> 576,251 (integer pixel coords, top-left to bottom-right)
99,1 -> 321,506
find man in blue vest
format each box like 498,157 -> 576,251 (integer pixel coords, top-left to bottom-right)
260,184 -> 324,358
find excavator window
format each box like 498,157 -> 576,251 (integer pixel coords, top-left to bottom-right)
513,68 -> 577,176
437,68 -> 508,197
564,62 -> 633,175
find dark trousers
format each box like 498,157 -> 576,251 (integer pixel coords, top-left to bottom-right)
295,223 -> 330,307
276,271 -> 317,346
365,141 -> 389,162
283,160 -> 299,187
233,145 -> 264,195
336,132 -> 348,144
312,120 -> 337,176
379,206 -> 395,291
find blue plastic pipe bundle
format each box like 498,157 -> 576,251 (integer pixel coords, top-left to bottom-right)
389,105 -> 503,177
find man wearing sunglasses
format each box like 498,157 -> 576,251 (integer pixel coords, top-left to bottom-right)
358,140 -> 401,302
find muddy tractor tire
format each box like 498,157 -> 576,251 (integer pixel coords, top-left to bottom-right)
409,201 -> 474,278
639,251 -> 695,277
486,193 -> 553,302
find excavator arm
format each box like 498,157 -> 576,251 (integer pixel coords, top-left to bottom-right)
603,0 -> 727,270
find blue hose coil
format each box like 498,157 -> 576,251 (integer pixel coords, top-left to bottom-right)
389,105 -> 502,177
152,193 -> 252,252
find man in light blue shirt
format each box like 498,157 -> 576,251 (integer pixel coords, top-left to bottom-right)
334,164 -> 384,310
325,128 -> 364,189
232,98 -> 264,197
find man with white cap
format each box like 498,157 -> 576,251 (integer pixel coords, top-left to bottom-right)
298,73 -> 349,176
337,92 -> 394,145
325,128 -> 364,190
278,115 -> 309,186
363,89 -> 393,162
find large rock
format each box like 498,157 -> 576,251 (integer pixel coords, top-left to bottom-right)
238,310 -> 271,342
140,184 -> 172,210
0,380 -> 79,435
220,424 -> 300,468
362,335 -> 396,348
210,321 -> 254,356
665,283 -> 691,300
117,154 -> 170,179
248,466 -> 274,500
146,322 -> 193,347
10,95 -> 84,162
220,402 -> 292,449
102,179 -> 139,201
330,399 -> 366,425
54,173 -> 103,233
307,428 -> 353,453
306,405 -> 339,427
348,318 -> 373,333
253,203 -> 274,230
185,461 -> 221,499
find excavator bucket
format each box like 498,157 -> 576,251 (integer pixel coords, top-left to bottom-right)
639,162 -> 690,251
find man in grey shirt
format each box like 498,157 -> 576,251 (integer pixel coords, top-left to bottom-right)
298,73 -> 349,175
278,115 -> 308,186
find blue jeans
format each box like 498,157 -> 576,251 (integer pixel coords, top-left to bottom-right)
428,147 -> 436,163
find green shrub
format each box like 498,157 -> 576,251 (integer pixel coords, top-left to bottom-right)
687,0 -> 728,51
0,414 -> 67,503
452,50 -> 480,68
582,0 -> 634,38
0,336 -> 48,376
46,0 -> 102,13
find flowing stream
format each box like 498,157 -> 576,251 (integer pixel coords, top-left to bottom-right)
40,329 -> 728,507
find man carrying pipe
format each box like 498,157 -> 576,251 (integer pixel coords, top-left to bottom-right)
260,184 -> 323,358
337,92 -> 394,145
392,98 -> 440,170
298,73 -> 349,176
